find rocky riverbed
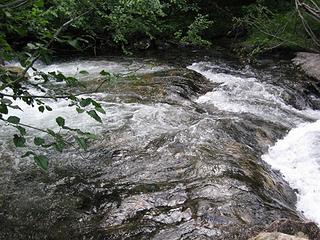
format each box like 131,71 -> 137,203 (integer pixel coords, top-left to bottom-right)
0,51 -> 320,239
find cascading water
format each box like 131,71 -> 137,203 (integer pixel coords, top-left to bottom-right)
0,53 -> 319,239
189,61 -> 320,226
262,121 -> 320,225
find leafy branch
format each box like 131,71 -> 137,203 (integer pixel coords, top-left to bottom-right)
0,7 -> 105,170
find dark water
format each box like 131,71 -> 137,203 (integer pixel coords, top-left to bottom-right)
0,50 -> 319,239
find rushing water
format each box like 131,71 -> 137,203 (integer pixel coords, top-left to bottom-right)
189,61 -> 320,226
0,52 -> 320,239
262,121 -> 320,225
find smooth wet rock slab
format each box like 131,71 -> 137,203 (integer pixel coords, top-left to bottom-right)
0,55 -> 318,239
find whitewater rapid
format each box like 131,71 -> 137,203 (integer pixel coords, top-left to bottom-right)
188,62 -> 320,225
1,58 -> 170,134
2,58 -> 320,228
262,121 -> 320,224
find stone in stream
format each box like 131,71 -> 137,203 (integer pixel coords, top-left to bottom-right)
249,219 -> 320,240
293,52 -> 320,81
81,68 -> 216,105
0,65 -> 29,80
0,59 -> 317,240
249,232 -> 308,240
264,219 -> 320,240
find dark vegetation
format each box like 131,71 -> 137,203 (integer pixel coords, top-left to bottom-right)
0,0 -> 319,169
1,0 -> 319,58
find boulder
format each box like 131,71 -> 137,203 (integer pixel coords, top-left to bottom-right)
249,232 -> 308,240
293,52 -> 320,81
81,68 -> 214,104
0,65 -> 29,80
265,219 -> 320,240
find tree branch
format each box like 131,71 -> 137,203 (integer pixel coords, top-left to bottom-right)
0,0 -> 28,9
2,9 -> 91,90
295,0 -> 320,49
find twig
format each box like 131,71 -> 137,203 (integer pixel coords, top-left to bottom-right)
0,0 -> 28,9
301,2 -> 320,21
295,0 -> 320,48
1,117 -> 49,134
0,92 -> 70,99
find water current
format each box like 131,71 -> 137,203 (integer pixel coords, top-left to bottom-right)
0,52 -> 319,239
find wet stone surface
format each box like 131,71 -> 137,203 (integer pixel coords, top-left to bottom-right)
0,52 -> 318,239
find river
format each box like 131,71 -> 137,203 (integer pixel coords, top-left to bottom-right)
0,50 -> 319,239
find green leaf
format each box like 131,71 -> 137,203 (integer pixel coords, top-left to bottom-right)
80,98 -> 91,107
47,129 -> 56,136
34,155 -> 49,171
38,106 -> 45,113
79,70 -> 89,75
34,137 -> 45,146
76,107 -> 85,113
0,104 -> 8,114
95,107 -> 106,114
45,106 -> 52,111
56,117 -> 65,127
15,126 -> 26,135
69,95 -> 77,101
87,110 -> 102,123
13,134 -> 26,147
100,70 -> 110,76
33,0 -> 44,7
7,116 -> 20,124
91,100 -> 101,108
54,140 -> 66,152
75,137 -> 87,151
27,43 -> 38,50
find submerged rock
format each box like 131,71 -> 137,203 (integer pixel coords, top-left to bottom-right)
293,52 -> 320,81
1,55 -> 318,239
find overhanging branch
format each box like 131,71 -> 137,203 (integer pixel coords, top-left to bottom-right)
0,0 -> 28,9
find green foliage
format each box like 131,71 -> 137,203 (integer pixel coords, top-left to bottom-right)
0,0 -> 215,53
1,0 -> 320,170
34,155 -> 49,171
178,14 -> 213,47
238,0 -> 320,55
0,30 -> 107,171
107,0 -> 165,44
0,0 -> 212,171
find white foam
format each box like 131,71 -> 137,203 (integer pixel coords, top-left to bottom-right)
32,59 -> 169,80
262,120 -> 320,225
188,62 -> 320,126
189,61 -> 320,225
0,59 -> 171,142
